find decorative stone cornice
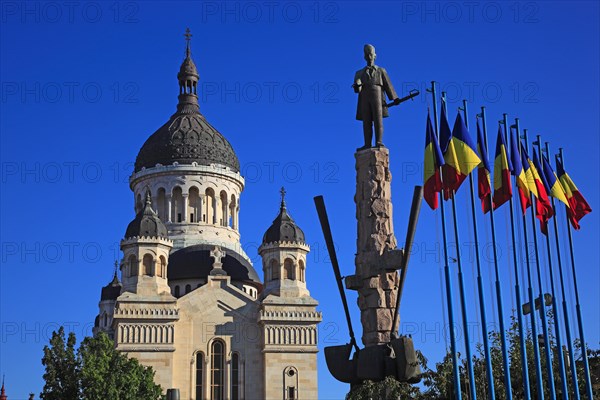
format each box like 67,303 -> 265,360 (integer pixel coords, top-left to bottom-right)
258,309 -> 322,323
130,163 -> 245,191
258,241 -> 310,253
120,236 -> 173,246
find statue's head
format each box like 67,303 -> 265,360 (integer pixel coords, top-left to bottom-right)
364,44 -> 376,66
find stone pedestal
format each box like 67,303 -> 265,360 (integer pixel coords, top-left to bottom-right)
346,147 -> 404,347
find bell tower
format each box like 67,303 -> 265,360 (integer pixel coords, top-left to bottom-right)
258,188 -> 322,399
120,191 -> 173,296
259,188 -> 311,298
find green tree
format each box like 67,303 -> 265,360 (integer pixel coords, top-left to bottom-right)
78,332 -> 163,400
40,327 -> 80,400
40,328 -> 162,400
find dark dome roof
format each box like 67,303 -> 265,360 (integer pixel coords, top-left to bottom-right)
100,273 -> 122,301
134,39 -> 239,173
168,244 -> 261,284
125,192 -> 168,239
262,189 -> 305,244
134,112 -> 240,173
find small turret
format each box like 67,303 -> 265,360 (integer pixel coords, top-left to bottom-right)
259,188 -> 310,298
121,190 -> 173,296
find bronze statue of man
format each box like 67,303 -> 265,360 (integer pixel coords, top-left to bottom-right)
353,44 -> 400,149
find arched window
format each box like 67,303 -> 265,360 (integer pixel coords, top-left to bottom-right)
219,191 -> 228,227
284,366 -> 298,400
196,352 -> 205,400
229,195 -> 237,228
172,186 -> 184,222
157,188 -> 167,221
270,259 -> 280,281
142,254 -> 153,276
128,255 -> 138,277
231,353 -> 240,400
174,285 -> 180,297
205,188 -> 215,224
299,260 -> 305,282
210,340 -> 225,400
185,284 -> 192,294
189,186 -> 201,223
284,258 -> 294,280
103,314 -> 108,327
157,256 -> 167,278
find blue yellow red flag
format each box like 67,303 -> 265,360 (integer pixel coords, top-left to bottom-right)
423,111 -> 445,210
439,99 -> 458,200
541,155 -> 570,208
531,148 -> 554,234
509,129 -> 530,214
555,157 -> 592,229
441,109 -> 481,199
475,120 -> 492,212
492,126 -> 512,211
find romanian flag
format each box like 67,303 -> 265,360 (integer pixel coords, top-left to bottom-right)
438,99 -> 457,200
509,129 -> 530,214
475,121 -> 492,212
531,148 -> 554,234
441,110 -> 481,199
423,111 -> 445,210
555,158 -> 592,229
541,155 -> 570,209
492,126 -> 512,211
519,144 -> 538,199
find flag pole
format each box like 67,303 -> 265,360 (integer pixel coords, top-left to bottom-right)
536,137 -> 570,399
480,106 -> 512,400
513,119 -> 544,399
502,114 -> 531,400
558,148 -> 593,400
522,129 -> 556,399
427,81 -> 462,400
444,92 -> 477,400
461,100 -> 495,399
546,142 -> 580,400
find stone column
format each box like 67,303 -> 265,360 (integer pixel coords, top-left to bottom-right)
182,193 -> 189,222
166,194 -> 172,223
346,147 -> 403,347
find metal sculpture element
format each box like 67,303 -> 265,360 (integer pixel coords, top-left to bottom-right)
353,44 -> 419,149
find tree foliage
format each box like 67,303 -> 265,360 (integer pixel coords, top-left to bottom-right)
41,327 -> 79,400
40,329 -> 162,400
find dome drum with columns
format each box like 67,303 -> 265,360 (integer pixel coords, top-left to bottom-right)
93,29 -> 321,400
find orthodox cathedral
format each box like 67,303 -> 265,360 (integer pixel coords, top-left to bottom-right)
93,31 -> 322,400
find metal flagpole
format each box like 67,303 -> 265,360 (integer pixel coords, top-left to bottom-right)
522,129 -> 555,399
536,137 -> 569,399
480,106 -> 512,400
501,114 -> 531,400
444,92 -> 477,400
512,119 -> 544,399
546,141 -> 580,400
461,100 -> 495,399
427,81 -> 462,400
558,148 -> 593,400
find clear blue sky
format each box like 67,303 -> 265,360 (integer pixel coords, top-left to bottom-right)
1,1 -> 598,398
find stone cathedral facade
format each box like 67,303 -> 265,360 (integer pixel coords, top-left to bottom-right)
92,33 -> 322,400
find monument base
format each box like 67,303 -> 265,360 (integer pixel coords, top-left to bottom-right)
348,147 -> 404,347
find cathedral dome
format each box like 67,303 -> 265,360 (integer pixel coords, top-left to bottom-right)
125,192 -> 168,239
167,244 -> 261,284
134,113 -> 240,173
262,188 -> 305,244
134,29 -> 239,173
